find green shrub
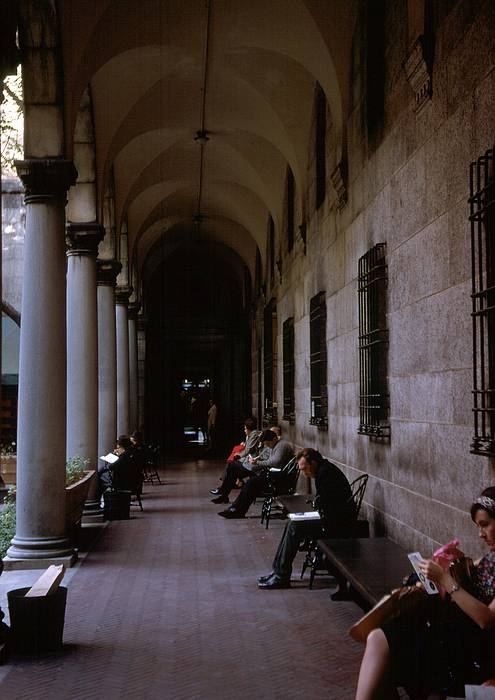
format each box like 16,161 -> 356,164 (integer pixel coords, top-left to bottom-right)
65,456 -> 89,487
0,488 -> 16,559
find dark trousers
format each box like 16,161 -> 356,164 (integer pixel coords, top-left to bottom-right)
219,460 -> 253,495
272,520 -> 323,579
231,473 -> 267,515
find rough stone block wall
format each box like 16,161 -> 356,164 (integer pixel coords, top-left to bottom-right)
256,0 -> 495,558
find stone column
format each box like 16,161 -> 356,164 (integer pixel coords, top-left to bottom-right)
97,259 -> 121,470
115,286 -> 132,436
128,302 -> 140,434
66,223 -> 104,514
137,313 -> 147,432
6,159 -> 77,565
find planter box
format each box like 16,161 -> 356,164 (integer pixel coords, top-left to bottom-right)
0,456 -> 16,485
65,470 -> 96,535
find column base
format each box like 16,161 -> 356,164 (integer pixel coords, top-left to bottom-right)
6,535 -> 75,563
2,551 -> 78,571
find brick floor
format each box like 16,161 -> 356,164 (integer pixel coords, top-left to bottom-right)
0,458 -> 365,699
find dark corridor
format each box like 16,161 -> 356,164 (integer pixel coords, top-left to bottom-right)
144,240 -> 252,452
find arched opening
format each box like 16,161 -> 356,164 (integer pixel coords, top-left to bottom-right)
144,240 -> 252,454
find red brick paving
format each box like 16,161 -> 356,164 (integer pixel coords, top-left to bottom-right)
0,459 -> 365,699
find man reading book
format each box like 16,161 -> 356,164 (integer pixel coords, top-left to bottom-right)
99,435 -> 134,492
257,448 -> 355,589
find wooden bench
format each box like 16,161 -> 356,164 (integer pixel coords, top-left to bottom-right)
317,537 -> 410,607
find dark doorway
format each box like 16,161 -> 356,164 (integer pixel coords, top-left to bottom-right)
144,241 -> 252,454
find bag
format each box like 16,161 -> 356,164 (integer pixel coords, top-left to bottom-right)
449,556 -> 474,594
348,585 -> 426,643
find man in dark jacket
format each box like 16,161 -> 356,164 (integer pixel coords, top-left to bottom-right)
257,447 -> 355,589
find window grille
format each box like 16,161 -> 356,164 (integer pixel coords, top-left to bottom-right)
263,300 -> 278,424
309,292 -> 327,427
470,145 -> 495,456
315,85 -> 326,210
283,317 -> 295,423
287,168 -> 295,252
358,243 -> 389,437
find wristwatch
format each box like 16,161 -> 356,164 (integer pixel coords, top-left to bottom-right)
446,582 -> 460,601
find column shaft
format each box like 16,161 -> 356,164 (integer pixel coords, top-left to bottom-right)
97,265 -> 119,466
116,287 -> 131,436
7,159 -> 77,562
66,224 -> 103,512
128,311 -> 138,433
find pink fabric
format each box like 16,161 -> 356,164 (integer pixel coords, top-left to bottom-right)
432,538 -> 465,571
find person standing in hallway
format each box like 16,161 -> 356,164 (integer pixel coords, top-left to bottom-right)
257,448 -> 354,588
206,398 -> 218,453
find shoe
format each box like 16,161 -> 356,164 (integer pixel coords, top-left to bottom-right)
257,574 -> 291,590
209,488 -> 221,495
218,509 -> 245,519
257,572 -> 274,584
211,495 -> 229,504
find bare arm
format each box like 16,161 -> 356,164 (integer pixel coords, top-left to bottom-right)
419,559 -> 495,629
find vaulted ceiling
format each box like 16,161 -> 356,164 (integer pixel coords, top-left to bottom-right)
59,0 -> 358,281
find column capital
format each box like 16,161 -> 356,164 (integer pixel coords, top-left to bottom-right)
66,222 -> 105,258
128,302 -> 141,320
97,259 -> 122,287
137,314 -> 148,331
15,159 -> 77,204
115,285 -> 133,306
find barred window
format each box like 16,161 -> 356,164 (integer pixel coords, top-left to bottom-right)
309,292 -> 327,427
283,317 -> 295,423
263,299 -> 278,424
358,243 -> 389,438
470,145 -> 495,456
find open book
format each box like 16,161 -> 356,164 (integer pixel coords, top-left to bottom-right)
288,511 -> 321,521
100,452 -> 119,464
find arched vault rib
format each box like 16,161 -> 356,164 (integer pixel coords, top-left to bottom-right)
119,132 -> 287,243
132,182 -> 268,258
137,215 -> 257,283
98,59 -> 303,227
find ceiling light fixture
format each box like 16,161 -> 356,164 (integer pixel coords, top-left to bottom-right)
194,130 -> 209,146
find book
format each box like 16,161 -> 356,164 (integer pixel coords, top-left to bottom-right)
407,551 -> 439,594
288,511 -> 321,521
100,452 -> 119,464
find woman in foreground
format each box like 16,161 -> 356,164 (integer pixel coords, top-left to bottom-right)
355,487 -> 495,700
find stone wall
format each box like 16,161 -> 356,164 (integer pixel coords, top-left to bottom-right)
2,177 -> 24,316
254,0 -> 495,557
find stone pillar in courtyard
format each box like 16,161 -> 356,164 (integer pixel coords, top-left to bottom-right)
6,159 -> 77,566
66,223 -> 104,515
128,302 -> 140,434
97,260 -> 121,469
137,313 -> 147,432
115,286 -> 132,436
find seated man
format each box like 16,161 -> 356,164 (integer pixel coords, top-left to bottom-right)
217,428 -> 294,518
257,447 -> 355,589
209,417 -> 262,503
99,435 -> 134,492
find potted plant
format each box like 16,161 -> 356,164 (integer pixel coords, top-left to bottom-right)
65,457 -> 96,537
0,458 -> 96,558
